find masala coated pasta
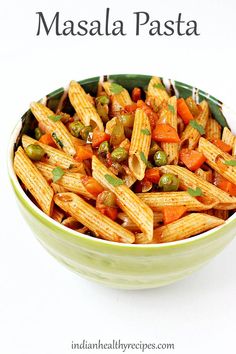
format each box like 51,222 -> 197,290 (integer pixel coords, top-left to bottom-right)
13,76 -> 236,244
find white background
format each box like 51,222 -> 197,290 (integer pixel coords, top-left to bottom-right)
1,0 -> 236,353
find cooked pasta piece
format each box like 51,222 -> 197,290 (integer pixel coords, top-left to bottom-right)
213,209 -> 229,220
137,191 -> 217,211
147,76 -> 169,109
118,211 -> 162,231
159,165 -> 236,209
34,162 -> 97,200
128,108 -> 151,180
50,183 -> 67,194
222,127 -> 235,148
14,147 -> 54,215
52,207 -> 64,223
198,137 -> 236,185
161,96 -> 179,164
68,80 -> 104,131
102,81 -> 132,115
22,135 -> 85,172
149,213 -> 224,244
54,192 -> 135,243
194,167 -> 213,183
205,118 -> 221,141
92,156 -> 153,241
30,102 -> 76,156
181,100 -> 209,149
62,216 -> 81,229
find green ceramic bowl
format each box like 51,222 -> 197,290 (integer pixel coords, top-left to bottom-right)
8,74 -> 236,289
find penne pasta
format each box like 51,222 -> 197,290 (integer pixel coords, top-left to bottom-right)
68,80 -> 104,131
52,207 -> 64,223
222,127 -> 235,148
102,81 -> 132,115
128,108 -> 151,180
34,162 -> 97,200
147,76 -> 169,109
150,213 -> 224,244
159,165 -> 236,209
92,156 -> 153,241
22,134 -> 85,172
205,118 -> 221,141
213,209 -> 229,220
14,147 -> 54,216
137,191 -> 217,211
118,212 -> 162,231
54,192 -> 135,243
30,102 -> 76,156
181,100 -> 209,149
198,137 -> 236,185
194,166 -> 213,183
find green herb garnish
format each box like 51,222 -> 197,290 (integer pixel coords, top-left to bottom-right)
48,115 -> 62,122
104,174 -> 124,187
189,120 -> 205,135
187,187 -> 203,197
168,104 -> 175,114
224,160 -> 236,166
153,83 -> 165,90
52,132 -> 63,148
52,166 -> 64,183
141,129 -> 151,135
139,152 -> 152,167
110,83 -> 124,94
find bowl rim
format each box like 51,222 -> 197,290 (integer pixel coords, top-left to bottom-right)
7,74 -> 236,250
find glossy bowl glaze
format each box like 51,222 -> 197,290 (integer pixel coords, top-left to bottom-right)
8,74 -> 236,289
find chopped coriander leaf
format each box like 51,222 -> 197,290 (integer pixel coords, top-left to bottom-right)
168,104 -> 175,114
153,83 -> 165,90
189,120 -> 205,135
139,152 -> 152,167
52,166 -> 64,183
52,132 -> 63,148
224,160 -> 236,166
110,83 -> 124,94
141,128 -> 151,135
187,187 -> 203,197
48,115 -> 62,122
104,174 -> 124,187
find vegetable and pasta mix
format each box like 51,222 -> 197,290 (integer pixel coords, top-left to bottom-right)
14,77 -> 236,244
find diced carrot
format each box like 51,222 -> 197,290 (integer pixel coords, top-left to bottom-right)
74,145 -> 93,161
124,103 -> 137,113
81,176 -> 104,197
136,100 -> 159,129
152,123 -> 180,143
162,206 -> 187,225
145,168 -> 160,184
131,87 -> 141,102
39,133 -> 57,148
214,172 -> 236,196
99,207 -> 118,221
211,139 -> 232,153
177,98 -> 194,124
179,148 -> 206,171
92,128 -> 110,148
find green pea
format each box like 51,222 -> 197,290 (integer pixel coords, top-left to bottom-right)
158,173 -> 179,192
68,121 -> 84,138
34,127 -> 43,140
25,144 -> 45,161
154,150 -> 168,167
80,126 -> 93,141
98,141 -> 110,157
96,95 -> 110,105
100,191 -> 116,207
149,140 -> 161,156
111,147 -> 128,163
119,114 -> 134,128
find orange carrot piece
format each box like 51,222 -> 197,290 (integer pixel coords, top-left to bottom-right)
39,133 -> 57,148
177,98 -> 194,124
124,103 -> 137,113
179,148 -> 206,171
212,139 -> 232,153
74,145 -> 93,161
152,123 -> 180,143
92,128 -> 110,148
163,206 -> 187,225
214,172 -> 236,196
145,168 -> 160,184
131,87 -> 141,102
81,176 -> 104,197
99,207 -> 118,221
137,100 -> 159,129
